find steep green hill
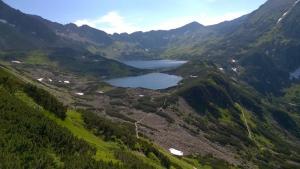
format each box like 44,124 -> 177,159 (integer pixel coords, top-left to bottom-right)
1,0 -> 300,168
0,65 -> 225,169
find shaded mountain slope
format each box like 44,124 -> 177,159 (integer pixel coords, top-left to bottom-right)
169,64 -> 300,168
0,48 -> 142,78
166,0 -> 300,95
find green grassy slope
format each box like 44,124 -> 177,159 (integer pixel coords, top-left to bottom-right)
0,66 -> 214,169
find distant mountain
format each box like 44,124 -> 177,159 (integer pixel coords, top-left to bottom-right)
169,0 -> 300,94
236,0 -> 300,94
0,0 -> 143,78
40,21 -> 113,46
0,0 -> 203,59
1,0 -> 300,91
112,21 -> 205,49
1,0 -> 300,168
0,0 -> 113,50
0,0 -> 58,50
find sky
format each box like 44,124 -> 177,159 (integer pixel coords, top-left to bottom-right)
3,0 -> 267,34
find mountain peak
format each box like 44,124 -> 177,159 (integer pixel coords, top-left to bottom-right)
173,21 -> 204,33
0,0 -> 8,8
183,21 -> 204,29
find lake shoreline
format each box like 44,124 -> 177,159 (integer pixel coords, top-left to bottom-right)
106,60 -> 187,90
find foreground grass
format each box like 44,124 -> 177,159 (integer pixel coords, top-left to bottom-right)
150,143 -> 211,169
16,91 -> 119,163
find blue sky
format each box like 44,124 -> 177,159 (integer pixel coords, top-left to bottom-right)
3,0 -> 267,34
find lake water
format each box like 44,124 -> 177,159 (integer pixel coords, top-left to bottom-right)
122,60 -> 187,70
106,73 -> 182,90
106,60 -> 186,90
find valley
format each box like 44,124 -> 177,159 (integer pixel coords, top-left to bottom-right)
1,0 -> 300,168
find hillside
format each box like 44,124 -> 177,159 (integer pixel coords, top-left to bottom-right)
1,65 -> 232,169
167,62 -> 300,168
168,0 -> 300,95
0,0 -> 300,168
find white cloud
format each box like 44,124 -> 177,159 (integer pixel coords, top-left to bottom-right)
74,11 -> 245,34
74,11 -> 138,34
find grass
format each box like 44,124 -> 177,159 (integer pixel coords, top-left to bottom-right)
48,150 -> 64,168
283,84 -> 300,105
129,151 -> 166,169
62,110 -> 120,162
235,104 -> 256,128
25,50 -> 55,66
15,91 -> 119,163
97,82 -> 114,92
254,134 -> 274,148
218,108 -> 233,125
15,90 -> 210,169
235,103 -> 274,149
146,140 -> 211,169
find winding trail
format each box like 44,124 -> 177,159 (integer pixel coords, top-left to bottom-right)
135,113 -> 151,139
241,109 -> 252,140
135,97 -> 167,139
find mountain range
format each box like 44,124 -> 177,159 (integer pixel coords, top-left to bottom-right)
0,0 -> 300,168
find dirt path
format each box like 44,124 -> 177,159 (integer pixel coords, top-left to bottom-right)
241,109 -> 252,139
135,113 -> 152,139
135,97 -> 168,139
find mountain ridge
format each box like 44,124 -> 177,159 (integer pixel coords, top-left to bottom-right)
1,0 -> 300,168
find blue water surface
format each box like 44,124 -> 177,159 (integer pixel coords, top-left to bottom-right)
122,60 -> 187,70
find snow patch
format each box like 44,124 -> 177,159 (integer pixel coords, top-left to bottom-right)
0,19 -> 7,24
97,91 -> 105,94
232,68 -> 238,72
190,75 -> 198,78
11,60 -> 22,64
63,81 -> 70,84
75,92 -> 84,96
37,78 -> 44,82
277,0 -> 300,24
290,67 -> 300,79
48,79 -> 53,82
231,59 -> 237,63
218,67 -> 224,71
139,94 -> 145,97
277,11 -> 289,23
0,19 -> 15,27
169,148 -> 183,156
